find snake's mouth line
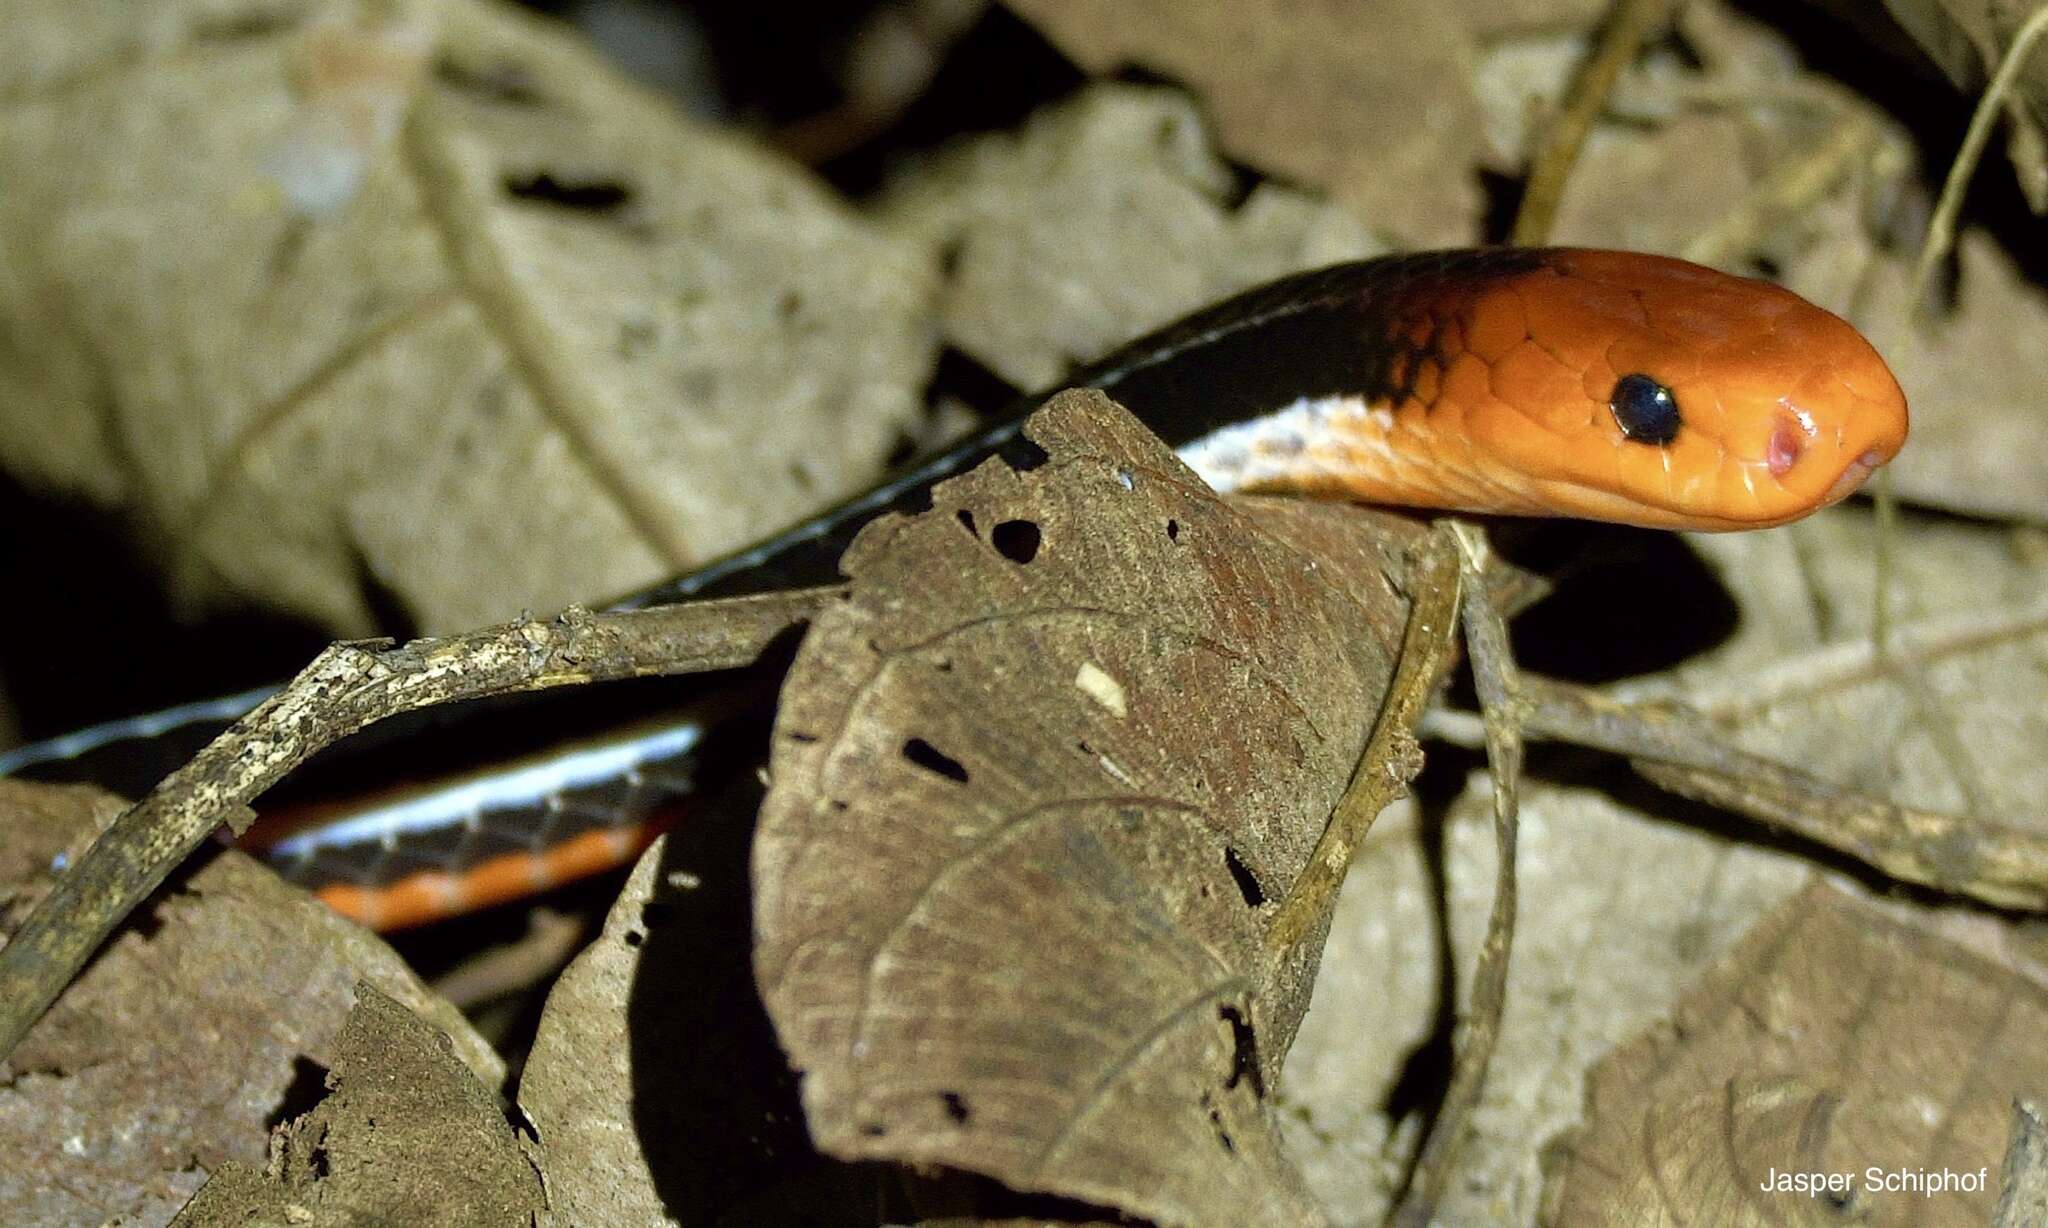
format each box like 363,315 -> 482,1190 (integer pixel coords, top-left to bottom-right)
1820,448 -> 1887,506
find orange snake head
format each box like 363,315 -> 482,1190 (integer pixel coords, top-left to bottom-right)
1447,249 -> 1909,530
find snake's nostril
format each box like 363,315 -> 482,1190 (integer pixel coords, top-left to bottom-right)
1766,424 -> 1804,477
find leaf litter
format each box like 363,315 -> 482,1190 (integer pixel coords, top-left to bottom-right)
1545,881 -> 2048,1228
5,0 -> 2048,1225
0,0 -> 935,635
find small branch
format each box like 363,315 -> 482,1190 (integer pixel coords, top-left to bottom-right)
0,587 -> 841,1063
1389,522 -> 1524,1227
1509,0 -> 1670,246
1517,677 -> 2048,910
1267,526 -> 1465,957
1905,3 -> 2048,317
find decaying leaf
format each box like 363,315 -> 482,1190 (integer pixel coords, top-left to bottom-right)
0,778 -> 501,1227
752,390 -> 1436,1226
0,0 -> 935,634
173,982 -> 543,1227
1000,0 -> 1606,248
1668,518 -> 2048,830
1542,881 -> 2046,1226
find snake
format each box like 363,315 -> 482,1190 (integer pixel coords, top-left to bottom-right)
1,247 -> 1909,929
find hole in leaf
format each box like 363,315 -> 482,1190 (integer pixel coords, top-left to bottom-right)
1166,519 -> 1181,542
941,1091 -> 971,1123
957,509 -> 979,538
266,1056 -> 330,1131
902,738 -> 969,783
502,172 -> 634,213
1219,1004 -> 1266,1098
1208,1106 -> 1236,1154
991,519 -> 1040,563
1223,846 -> 1266,908
997,434 -> 1050,471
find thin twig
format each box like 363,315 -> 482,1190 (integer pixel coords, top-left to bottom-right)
1509,0 -> 1670,246
1389,522 -> 1524,1227
0,588 -> 840,1063
1516,676 -> 2048,910
1267,527 -> 1464,956
1905,3 -> 2048,317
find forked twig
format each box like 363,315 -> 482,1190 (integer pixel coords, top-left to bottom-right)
1265,521 -> 1534,1227
0,588 -> 840,1062
1904,3 -> 2048,319
1389,523 -> 1526,1227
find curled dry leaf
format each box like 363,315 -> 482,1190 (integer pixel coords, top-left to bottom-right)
0,778 -> 500,1228
518,803 -> 838,1228
752,390 -> 1432,1226
0,0 -> 934,634
173,983 -> 543,1228
517,839 -> 690,1228
1542,881 -> 2048,1226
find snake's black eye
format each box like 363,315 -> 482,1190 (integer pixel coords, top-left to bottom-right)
1609,373 -> 1680,444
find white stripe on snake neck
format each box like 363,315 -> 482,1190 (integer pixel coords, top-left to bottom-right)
1175,394 -> 1385,492
267,720 -> 705,859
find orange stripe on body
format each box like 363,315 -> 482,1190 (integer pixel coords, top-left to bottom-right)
314,818 -> 668,932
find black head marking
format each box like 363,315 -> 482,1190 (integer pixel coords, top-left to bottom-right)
1610,373 -> 1680,445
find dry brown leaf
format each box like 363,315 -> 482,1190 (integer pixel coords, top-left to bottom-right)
0,778 -> 500,1227
0,0 -> 935,634
878,85 -> 1382,391
1283,781 -> 1821,1223
174,982 -> 543,1227
1542,881 -> 2045,1226
1531,1 -> 1850,253
517,840 -> 684,1227
1000,0 -> 1606,248
751,390 -> 1437,1227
